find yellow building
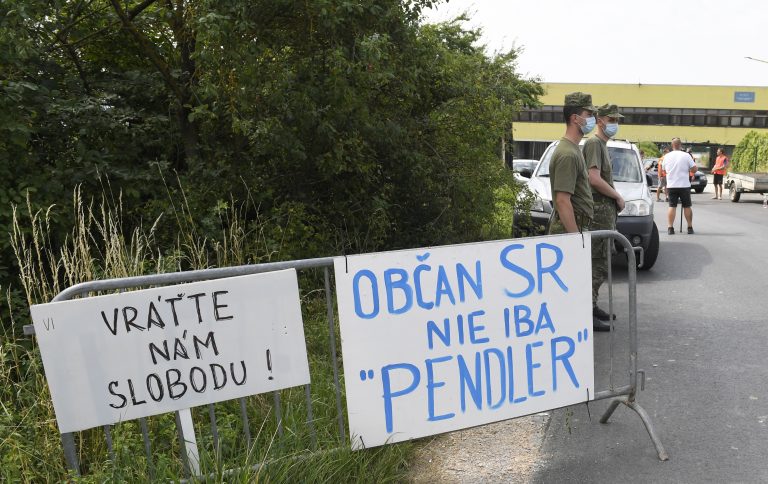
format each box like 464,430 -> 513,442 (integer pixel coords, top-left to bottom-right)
513,83 -> 768,167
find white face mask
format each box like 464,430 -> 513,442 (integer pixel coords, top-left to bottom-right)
604,123 -> 619,137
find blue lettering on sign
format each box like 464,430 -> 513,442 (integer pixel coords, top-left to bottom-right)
526,341 -> 546,397
458,352 -> 482,412
536,243 -> 568,294
384,268 -> 413,314
414,261 -> 434,310
500,242 -> 569,297
377,333 -> 587,433
484,348 -> 506,409
353,270 -> 379,319
467,310 -> 489,344
504,303 -> 557,338
734,91 -> 755,103
500,244 -> 535,297
435,265 -> 456,307
456,262 -> 483,302
426,356 -> 455,422
351,255 -> 484,318
551,336 -> 579,391
381,363 -> 421,433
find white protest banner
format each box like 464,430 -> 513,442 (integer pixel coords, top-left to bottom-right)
31,270 -> 310,434
334,234 -> 594,449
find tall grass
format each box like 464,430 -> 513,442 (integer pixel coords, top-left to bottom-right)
0,185 -> 412,482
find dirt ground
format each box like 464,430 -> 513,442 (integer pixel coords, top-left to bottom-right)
407,413 -> 550,483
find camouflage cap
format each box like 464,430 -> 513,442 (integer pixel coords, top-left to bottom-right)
564,92 -> 597,111
597,103 -> 624,118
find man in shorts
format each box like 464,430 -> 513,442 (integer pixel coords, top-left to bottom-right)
711,148 -> 729,200
664,138 -> 698,234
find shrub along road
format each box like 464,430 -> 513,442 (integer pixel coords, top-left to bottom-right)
533,187 -> 768,482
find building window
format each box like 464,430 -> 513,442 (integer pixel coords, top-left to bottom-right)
730,116 -> 742,127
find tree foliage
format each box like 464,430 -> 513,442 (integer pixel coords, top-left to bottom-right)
732,130 -> 768,172
637,141 -> 660,158
1,0 -> 541,280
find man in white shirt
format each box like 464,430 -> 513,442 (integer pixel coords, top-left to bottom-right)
664,138 -> 698,234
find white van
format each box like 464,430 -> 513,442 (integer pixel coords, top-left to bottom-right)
514,138 -> 659,270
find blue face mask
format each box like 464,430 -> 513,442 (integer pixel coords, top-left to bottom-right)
579,115 -> 596,135
604,122 -> 619,138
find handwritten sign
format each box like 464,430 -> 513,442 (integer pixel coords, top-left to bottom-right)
31,270 -> 310,433
334,234 -> 594,449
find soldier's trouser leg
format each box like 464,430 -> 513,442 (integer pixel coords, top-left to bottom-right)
591,202 -> 617,307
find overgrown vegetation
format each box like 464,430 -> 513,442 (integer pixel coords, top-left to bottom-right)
1,0 -> 541,480
732,130 -> 768,172
2,188 -> 415,481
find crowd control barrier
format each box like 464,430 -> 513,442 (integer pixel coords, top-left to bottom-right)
24,230 -> 667,479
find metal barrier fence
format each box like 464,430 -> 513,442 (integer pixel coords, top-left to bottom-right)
24,230 -> 666,477
591,230 -> 668,461
24,257 -> 342,477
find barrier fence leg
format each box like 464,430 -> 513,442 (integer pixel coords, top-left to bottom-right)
139,417 -> 155,480
626,400 -> 670,461
61,432 -> 80,476
599,397 -> 623,424
305,384 -> 317,449
324,267 -> 346,442
176,409 -> 200,476
599,397 -> 669,462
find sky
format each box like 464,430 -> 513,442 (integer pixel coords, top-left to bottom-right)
422,0 -> 768,87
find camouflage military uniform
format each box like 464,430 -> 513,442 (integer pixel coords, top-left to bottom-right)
583,135 -> 617,307
548,211 -> 592,234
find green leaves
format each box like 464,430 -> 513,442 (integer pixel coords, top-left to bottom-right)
732,131 -> 768,172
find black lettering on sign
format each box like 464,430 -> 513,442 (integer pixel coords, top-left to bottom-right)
108,381 -> 127,409
167,369 -> 188,399
165,296 -> 183,326
146,301 -> 166,330
187,293 -> 206,323
149,340 -> 170,365
146,374 -> 164,402
102,308 -> 119,335
231,361 -> 247,385
128,379 -> 147,406
212,291 -> 234,321
123,306 -> 143,333
210,363 -> 227,390
193,331 -> 219,359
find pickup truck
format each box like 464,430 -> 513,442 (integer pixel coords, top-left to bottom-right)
725,172 -> 768,202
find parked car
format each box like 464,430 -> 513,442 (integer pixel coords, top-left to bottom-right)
514,139 -> 659,270
643,157 -> 708,193
511,159 -> 538,183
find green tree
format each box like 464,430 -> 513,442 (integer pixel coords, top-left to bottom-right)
637,141 -> 660,158
732,130 -> 768,172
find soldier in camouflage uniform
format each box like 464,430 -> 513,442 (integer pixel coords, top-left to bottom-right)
547,92 -> 596,236
583,104 -> 626,331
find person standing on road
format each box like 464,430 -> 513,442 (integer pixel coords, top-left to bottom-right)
712,147 -> 729,200
547,92 -> 596,236
665,138 -> 698,234
653,147 -> 670,202
584,103 -> 626,331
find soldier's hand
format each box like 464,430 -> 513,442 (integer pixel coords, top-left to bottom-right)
615,196 -> 625,212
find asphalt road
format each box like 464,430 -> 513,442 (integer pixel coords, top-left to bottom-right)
533,183 -> 768,483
